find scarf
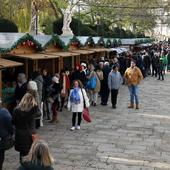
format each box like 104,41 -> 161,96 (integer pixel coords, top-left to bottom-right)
70,87 -> 81,104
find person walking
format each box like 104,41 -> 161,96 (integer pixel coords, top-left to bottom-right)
0,99 -> 13,170
42,69 -> 52,120
124,60 -> 143,109
100,62 -> 111,105
17,140 -> 54,170
12,92 -> 41,162
49,76 -> 61,123
157,58 -> 164,81
15,73 -> 27,105
88,64 -> 101,106
67,80 -> 90,131
108,64 -> 123,109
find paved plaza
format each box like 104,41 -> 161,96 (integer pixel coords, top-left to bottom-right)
4,74 -> 170,170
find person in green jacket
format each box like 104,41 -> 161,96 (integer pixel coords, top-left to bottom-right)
161,51 -> 168,74
17,140 -> 54,170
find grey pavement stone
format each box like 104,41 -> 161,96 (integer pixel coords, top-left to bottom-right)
3,74 -> 170,170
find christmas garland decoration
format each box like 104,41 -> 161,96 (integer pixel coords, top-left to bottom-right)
105,39 -> 112,48
135,38 -> 155,45
68,35 -> 82,49
118,39 -> 122,46
97,37 -> 105,47
0,33 -> 42,54
85,36 -> 95,47
44,34 -> 66,50
113,39 -> 118,47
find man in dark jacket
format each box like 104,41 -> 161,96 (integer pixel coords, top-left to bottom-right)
42,69 -> 52,120
0,99 -> 13,170
15,73 -> 27,104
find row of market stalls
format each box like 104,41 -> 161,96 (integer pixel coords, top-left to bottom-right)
0,33 -> 154,106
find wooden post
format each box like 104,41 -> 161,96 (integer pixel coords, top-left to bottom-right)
0,69 -> 2,99
0,54 -> 2,99
35,60 -> 38,71
52,59 -> 55,74
72,56 -> 75,68
25,59 -> 28,78
59,57 -> 63,72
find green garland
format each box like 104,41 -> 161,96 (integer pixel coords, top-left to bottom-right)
135,38 -> 155,45
68,35 -> 82,48
44,34 -> 66,51
0,33 -> 42,54
98,37 -> 105,47
118,39 -> 122,46
85,36 -> 95,47
113,39 -> 118,47
105,39 -> 112,48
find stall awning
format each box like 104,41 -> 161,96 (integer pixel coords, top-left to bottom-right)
12,53 -> 60,60
0,58 -> 23,69
48,52 -> 80,57
70,49 -> 95,55
88,48 -> 107,52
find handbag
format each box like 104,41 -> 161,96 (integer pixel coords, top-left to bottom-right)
82,107 -> 91,122
86,76 -> 97,89
0,136 -> 14,150
81,89 -> 91,123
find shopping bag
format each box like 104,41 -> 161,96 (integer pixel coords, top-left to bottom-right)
82,107 -> 91,122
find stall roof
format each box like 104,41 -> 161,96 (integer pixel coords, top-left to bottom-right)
0,33 -> 25,49
0,58 -> 23,69
59,35 -> 73,46
47,51 -> 80,57
70,49 -> 95,55
0,33 -> 42,54
76,36 -> 91,46
33,35 -> 52,47
11,53 -> 60,60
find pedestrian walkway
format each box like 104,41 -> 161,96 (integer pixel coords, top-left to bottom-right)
4,74 -> 170,170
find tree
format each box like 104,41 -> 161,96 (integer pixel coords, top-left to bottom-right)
0,19 -> 18,32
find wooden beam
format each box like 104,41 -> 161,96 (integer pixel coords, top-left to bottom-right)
0,54 -> 2,99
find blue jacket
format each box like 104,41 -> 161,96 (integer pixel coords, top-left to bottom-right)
0,107 -> 13,138
108,71 -> 123,90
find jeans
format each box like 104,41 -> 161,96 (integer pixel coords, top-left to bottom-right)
72,112 -> 82,126
0,150 -> 5,170
128,85 -> 139,105
111,89 -> 118,107
90,92 -> 98,104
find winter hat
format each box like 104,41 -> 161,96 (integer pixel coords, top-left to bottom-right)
81,63 -> 87,68
52,76 -> 59,83
27,81 -> 38,91
104,61 -> 109,65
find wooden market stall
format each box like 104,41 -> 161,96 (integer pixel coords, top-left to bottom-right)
0,57 -> 23,108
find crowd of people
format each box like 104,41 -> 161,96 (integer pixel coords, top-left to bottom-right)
0,42 -> 170,169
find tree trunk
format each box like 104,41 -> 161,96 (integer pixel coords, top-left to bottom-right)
49,0 -> 63,18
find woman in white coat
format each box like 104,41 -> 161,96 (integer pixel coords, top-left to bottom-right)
67,80 -> 90,131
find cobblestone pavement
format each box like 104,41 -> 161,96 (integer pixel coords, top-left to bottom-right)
4,74 -> 170,170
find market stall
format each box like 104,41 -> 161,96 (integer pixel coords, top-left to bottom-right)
0,57 -> 23,108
